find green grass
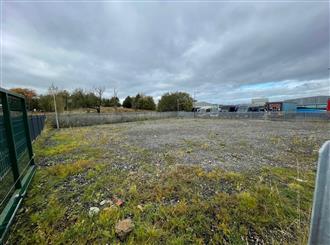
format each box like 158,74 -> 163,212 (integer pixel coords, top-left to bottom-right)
7,126 -> 317,244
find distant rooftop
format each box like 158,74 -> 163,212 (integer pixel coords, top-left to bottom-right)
194,101 -> 218,107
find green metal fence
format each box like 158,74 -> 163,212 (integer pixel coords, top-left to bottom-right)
0,88 -> 36,243
29,115 -> 46,142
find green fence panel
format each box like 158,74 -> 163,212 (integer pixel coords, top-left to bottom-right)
0,100 -> 15,217
0,88 -> 36,244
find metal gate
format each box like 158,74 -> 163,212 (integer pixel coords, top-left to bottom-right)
0,88 -> 36,243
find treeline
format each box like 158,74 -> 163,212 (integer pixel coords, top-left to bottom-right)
122,94 -> 156,110
9,87 -> 193,113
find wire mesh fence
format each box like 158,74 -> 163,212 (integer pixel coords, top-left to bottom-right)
51,111 -> 330,128
51,111 -> 178,127
0,88 -> 36,243
29,115 -> 46,141
179,111 -> 330,121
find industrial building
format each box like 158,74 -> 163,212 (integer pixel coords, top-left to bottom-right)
197,95 -> 329,113
251,98 -> 269,106
266,102 -> 296,112
284,96 -> 329,110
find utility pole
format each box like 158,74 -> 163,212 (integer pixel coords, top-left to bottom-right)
50,83 -> 59,129
193,91 -> 196,118
113,87 -> 118,112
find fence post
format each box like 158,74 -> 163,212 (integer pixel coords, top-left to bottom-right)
1,93 -> 22,189
308,141 -> 330,245
21,98 -> 35,166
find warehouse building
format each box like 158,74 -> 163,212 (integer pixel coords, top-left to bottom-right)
284,96 -> 329,110
251,98 -> 269,106
266,102 -> 297,112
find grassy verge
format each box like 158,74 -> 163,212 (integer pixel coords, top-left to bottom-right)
7,125 -> 316,244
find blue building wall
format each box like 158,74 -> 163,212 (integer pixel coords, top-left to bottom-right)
282,102 -> 297,112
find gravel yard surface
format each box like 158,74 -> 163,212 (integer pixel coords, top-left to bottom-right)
7,118 -> 329,244
117,118 -> 329,171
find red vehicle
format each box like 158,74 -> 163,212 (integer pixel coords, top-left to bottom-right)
327,99 -> 330,111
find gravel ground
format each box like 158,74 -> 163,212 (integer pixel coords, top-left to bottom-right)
38,118 -> 329,172
109,118 -> 329,171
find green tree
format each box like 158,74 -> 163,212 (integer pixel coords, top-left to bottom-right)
57,90 -> 70,112
39,94 -> 53,112
123,96 -> 133,108
85,92 -> 99,108
136,96 -> 156,110
69,89 -> 99,111
102,98 -> 111,107
157,92 -> 193,112
71,88 -> 86,109
31,97 -> 41,111
132,94 -> 141,110
54,93 -> 65,113
109,96 -> 121,107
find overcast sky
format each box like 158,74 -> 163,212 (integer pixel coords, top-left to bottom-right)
1,1 -> 329,103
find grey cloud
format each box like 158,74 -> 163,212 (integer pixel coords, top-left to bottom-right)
2,2 -> 329,103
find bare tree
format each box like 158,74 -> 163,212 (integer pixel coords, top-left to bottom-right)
93,86 -> 105,113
